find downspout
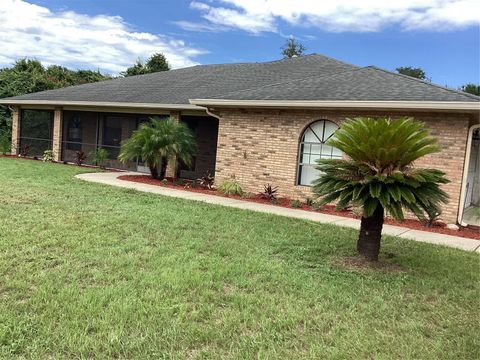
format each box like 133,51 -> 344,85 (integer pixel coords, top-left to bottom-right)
204,107 -> 221,120
203,107 -> 221,179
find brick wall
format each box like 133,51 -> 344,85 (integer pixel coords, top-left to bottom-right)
213,108 -> 474,223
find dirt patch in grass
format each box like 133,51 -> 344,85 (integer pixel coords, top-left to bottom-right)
332,256 -> 406,273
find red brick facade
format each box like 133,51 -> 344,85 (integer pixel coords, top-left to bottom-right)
212,108 -> 476,223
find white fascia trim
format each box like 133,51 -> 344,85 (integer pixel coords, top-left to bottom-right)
0,99 -> 202,110
188,99 -> 480,111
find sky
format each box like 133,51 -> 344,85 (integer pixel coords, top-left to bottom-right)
0,0 -> 479,88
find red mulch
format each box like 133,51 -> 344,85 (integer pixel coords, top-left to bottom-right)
117,175 -> 480,240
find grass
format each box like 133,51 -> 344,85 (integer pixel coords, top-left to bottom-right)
0,157 -> 478,359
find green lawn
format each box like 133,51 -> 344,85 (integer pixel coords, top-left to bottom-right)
0,158 -> 478,359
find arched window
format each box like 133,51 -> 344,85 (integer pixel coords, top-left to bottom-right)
297,120 -> 342,186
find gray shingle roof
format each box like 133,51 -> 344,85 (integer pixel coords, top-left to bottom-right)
201,66 -> 479,102
2,54 -> 478,104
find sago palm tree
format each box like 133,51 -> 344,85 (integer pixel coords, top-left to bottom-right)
119,117 -> 197,179
313,117 -> 449,261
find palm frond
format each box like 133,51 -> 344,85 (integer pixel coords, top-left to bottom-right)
313,117 -> 449,221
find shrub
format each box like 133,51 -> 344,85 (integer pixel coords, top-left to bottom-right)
425,205 -> 442,228
119,117 -> 197,180
19,145 -> 29,157
0,131 -> 10,155
291,199 -> 302,208
90,148 -> 109,169
42,150 -> 54,162
75,151 -> 86,166
218,178 -> 244,196
260,184 -> 278,201
313,117 -> 448,261
197,173 -> 215,190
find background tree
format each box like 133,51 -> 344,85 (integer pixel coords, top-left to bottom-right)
281,38 -> 306,58
460,83 -> 480,96
119,117 -> 196,180
396,66 -> 427,80
121,53 -> 170,77
0,59 -> 110,144
313,117 -> 449,261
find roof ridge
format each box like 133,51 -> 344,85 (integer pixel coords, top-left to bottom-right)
366,66 -> 480,101
208,66 -> 363,99
185,53 -> 357,69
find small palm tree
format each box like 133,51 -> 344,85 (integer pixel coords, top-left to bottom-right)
313,117 -> 449,261
119,117 -> 197,179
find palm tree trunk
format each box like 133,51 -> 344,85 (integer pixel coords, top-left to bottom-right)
357,205 -> 384,261
159,157 -> 168,180
149,165 -> 159,179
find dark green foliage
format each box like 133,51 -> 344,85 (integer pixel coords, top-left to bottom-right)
281,38 -> 306,58
90,148 -> 109,169
291,199 -> 302,208
260,184 -> 278,201
19,145 -> 29,157
313,117 -> 449,222
75,151 -> 86,166
0,129 -> 10,154
119,117 -> 197,180
395,66 -> 427,80
197,173 -> 215,190
121,53 -> 170,77
425,205 -> 442,228
0,59 -> 110,136
460,83 -> 480,96
218,177 -> 244,196
313,117 -> 449,260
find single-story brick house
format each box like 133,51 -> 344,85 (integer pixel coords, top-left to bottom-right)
1,54 -> 479,226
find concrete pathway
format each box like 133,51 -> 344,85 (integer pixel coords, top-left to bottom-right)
76,172 -> 480,252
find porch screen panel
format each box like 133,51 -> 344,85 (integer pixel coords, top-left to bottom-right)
19,110 -> 54,157
62,111 -> 99,165
98,114 -> 138,170
297,120 -> 342,186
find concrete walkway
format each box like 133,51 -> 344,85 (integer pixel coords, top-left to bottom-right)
76,172 -> 480,252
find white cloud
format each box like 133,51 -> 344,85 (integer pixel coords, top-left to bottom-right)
0,0 -> 207,74
185,0 -> 480,33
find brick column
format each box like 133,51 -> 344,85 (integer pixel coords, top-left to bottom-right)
10,106 -> 21,155
52,107 -> 63,161
165,111 -> 180,178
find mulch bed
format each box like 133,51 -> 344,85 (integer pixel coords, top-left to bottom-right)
117,175 -> 480,240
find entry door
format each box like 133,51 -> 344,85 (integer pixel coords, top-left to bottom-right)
464,130 -> 480,207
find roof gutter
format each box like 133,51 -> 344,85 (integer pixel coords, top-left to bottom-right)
0,99 -> 203,111
189,99 -> 480,112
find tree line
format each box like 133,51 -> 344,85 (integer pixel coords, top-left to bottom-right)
0,53 -> 170,142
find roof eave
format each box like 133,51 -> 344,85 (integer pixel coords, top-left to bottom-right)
189,99 -> 480,112
0,99 -> 203,111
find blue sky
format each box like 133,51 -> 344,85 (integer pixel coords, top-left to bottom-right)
1,0 -> 479,88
